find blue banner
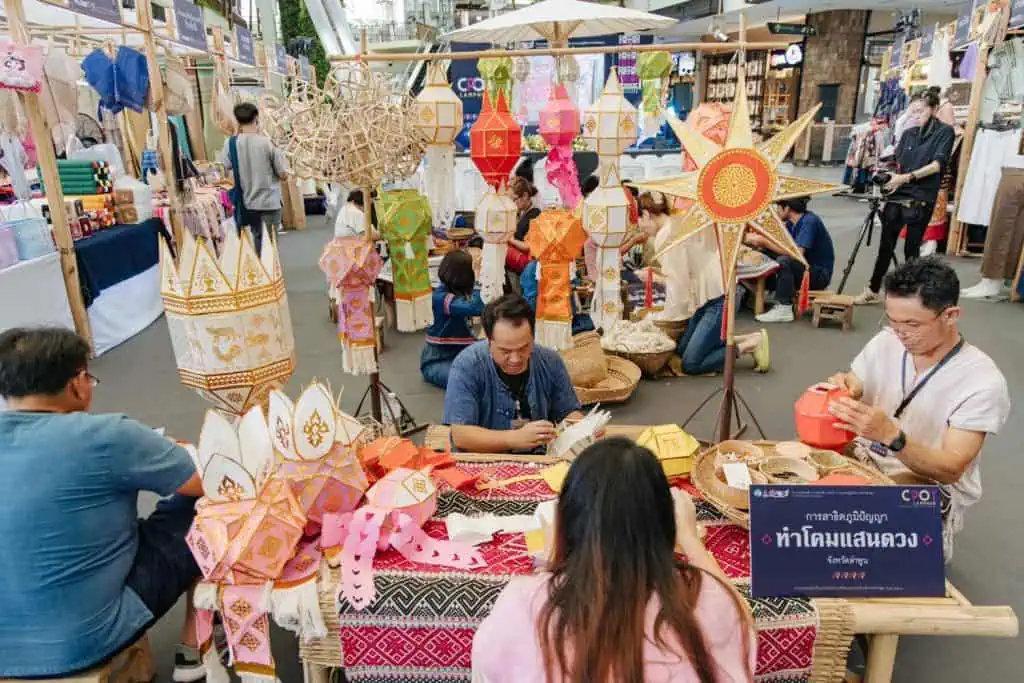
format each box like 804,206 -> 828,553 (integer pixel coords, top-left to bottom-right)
750,485 -> 945,598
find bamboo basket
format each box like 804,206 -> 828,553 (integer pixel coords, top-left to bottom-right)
574,355 -> 641,405
560,332 -> 607,388
606,348 -> 675,377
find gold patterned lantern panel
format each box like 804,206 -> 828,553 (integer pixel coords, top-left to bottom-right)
525,209 -> 587,351
582,69 -> 638,157
414,63 -> 463,230
476,188 -> 517,303
583,179 -> 632,331
160,228 -> 296,415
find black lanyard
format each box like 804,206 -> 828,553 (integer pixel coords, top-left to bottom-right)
896,336 -> 965,419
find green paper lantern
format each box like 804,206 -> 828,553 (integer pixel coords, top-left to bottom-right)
479,55 -> 513,105
376,190 -> 434,332
638,51 -> 673,116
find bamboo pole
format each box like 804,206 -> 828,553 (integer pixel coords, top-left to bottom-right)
2,0 -> 93,349
329,40 -> 793,63
863,634 -> 899,683
946,42 -> 990,255
849,602 -> 1018,636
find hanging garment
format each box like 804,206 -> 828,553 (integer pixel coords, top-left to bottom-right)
979,168 -> 1024,280
957,128 -> 1024,226
928,28 -> 953,94
0,133 -> 29,199
979,39 -> 1024,123
80,46 -> 150,114
959,42 -> 980,81
39,43 -> 79,155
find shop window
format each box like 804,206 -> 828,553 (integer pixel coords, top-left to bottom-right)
816,84 -> 840,122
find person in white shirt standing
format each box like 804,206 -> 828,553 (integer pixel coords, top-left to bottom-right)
827,257 -> 1010,561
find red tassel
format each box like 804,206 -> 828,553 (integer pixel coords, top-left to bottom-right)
798,269 -> 811,314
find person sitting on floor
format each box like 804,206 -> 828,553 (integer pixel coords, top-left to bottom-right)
520,259 -> 596,336
749,196 -> 835,323
827,258 -> 1009,561
442,293 -> 583,453
472,437 -> 755,683
421,250 -> 485,389
0,327 -> 206,681
636,192 -> 769,374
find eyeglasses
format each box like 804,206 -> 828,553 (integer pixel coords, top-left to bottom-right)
80,370 -> 100,387
879,306 -> 950,333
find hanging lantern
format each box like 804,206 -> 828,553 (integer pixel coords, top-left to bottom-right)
160,228 -> 296,416
376,190 -> 434,332
414,62 -> 463,231
525,209 -> 587,350
471,90 -> 523,302
557,55 -> 580,84
478,54 -> 513,105
319,238 -> 384,375
581,68 -> 638,157
512,56 -> 531,82
637,51 -> 673,137
583,175 -> 632,331
540,83 -> 582,208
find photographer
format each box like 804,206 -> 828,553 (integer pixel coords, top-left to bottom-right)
854,90 -> 955,306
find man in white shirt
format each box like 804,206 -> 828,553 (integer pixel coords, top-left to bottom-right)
828,257 -> 1009,561
334,190 -> 376,239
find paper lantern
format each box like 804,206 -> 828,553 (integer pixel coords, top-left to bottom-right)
319,237 -> 383,374
583,165 -> 632,331
376,190 -> 433,332
478,54 -> 512,104
637,424 -> 700,477
637,51 -> 673,135
581,69 -> 638,157
160,227 -> 295,415
540,83 -> 582,208
470,90 -> 522,190
526,209 -> 587,350
414,63 -> 462,231
477,188 -> 517,303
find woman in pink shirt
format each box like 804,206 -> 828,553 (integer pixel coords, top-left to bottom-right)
472,438 -> 755,683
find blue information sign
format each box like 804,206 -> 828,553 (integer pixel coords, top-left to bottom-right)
235,26 -> 256,66
174,0 -> 207,51
68,0 -> 121,25
749,485 -> 945,599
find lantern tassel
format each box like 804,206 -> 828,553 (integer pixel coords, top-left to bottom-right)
423,145 -> 457,231
798,269 -> 811,314
536,319 -> 572,351
481,243 -> 507,303
591,248 -> 621,332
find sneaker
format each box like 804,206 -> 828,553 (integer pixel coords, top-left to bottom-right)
753,328 -> 771,373
961,278 -> 1002,299
755,304 -> 794,323
852,287 -> 881,305
172,644 -> 206,683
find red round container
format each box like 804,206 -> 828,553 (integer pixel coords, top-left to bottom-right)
794,383 -> 856,450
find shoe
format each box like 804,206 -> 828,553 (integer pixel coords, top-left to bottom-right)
753,328 -> 771,373
961,278 -> 1001,299
755,304 -> 794,323
852,287 -> 881,305
173,644 -> 206,682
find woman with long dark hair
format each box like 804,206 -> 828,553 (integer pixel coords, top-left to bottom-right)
505,176 -> 541,274
420,250 -> 484,388
473,438 -> 755,683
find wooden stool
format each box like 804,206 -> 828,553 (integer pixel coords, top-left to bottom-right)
812,295 -> 855,331
3,637 -> 155,683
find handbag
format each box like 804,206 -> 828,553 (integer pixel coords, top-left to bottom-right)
228,136 -> 257,231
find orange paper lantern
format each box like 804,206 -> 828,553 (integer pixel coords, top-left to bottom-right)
470,90 -> 522,190
526,209 -> 587,350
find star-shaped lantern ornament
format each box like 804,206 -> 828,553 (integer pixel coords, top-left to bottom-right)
633,66 -> 843,291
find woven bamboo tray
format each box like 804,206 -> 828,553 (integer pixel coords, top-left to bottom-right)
607,348 -> 675,377
691,441 -> 894,529
575,355 -> 641,405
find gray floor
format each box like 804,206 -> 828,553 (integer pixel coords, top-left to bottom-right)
92,171 -> 1023,681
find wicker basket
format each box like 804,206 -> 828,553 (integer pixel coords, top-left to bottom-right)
606,348 -> 675,377
560,332 -> 607,388
575,355 -> 641,405
653,318 -> 689,341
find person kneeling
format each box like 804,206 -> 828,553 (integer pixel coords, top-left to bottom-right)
421,250 -> 485,389
442,294 -> 583,453
0,328 -> 206,681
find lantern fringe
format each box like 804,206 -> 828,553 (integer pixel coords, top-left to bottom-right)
481,243 -> 507,303
396,292 -> 433,332
536,319 -> 572,351
546,146 -> 582,208
591,248 -> 622,331
271,578 -> 327,641
239,673 -> 279,683
343,343 -> 378,375
423,145 -> 457,231
202,645 -> 231,683
194,582 -> 218,610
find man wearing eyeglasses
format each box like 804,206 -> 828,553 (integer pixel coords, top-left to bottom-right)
826,258 -> 1010,561
0,328 -> 209,681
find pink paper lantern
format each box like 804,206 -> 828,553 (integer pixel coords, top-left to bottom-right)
539,83 -> 580,148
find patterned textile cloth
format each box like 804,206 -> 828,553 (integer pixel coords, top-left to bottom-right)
336,461 -> 818,683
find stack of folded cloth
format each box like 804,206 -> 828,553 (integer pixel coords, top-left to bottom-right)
39,160 -> 114,196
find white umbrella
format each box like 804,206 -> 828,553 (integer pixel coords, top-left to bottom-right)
442,0 -> 675,45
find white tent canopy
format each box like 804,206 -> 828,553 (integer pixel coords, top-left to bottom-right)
442,0 -> 675,45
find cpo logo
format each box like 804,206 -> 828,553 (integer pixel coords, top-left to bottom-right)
901,488 -> 936,505
456,76 -> 485,95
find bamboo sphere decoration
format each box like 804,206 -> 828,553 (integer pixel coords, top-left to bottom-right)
470,90 -> 523,190
512,56 -> 531,83
539,83 -> 580,148
414,62 -> 463,146
582,69 -> 638,156
557,55 -> 580,84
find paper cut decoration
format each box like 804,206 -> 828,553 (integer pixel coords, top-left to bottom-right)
540,84 -> 582,208
160,227 -> 295,415
526,209 -> 587,350
319,237 -> 383,374
637,424 -> 700,477
269,381 -> 370,531
546,407 -> 612,460
414,63 -> 463,231
376,190 -> 434,332
322,466 -> 485,610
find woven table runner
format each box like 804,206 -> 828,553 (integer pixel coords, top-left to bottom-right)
307,461 -> 844,683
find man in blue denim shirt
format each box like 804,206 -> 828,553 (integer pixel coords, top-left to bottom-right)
443,294 -> 583,453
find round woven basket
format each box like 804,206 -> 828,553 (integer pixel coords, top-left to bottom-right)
574,355 -> 641,405
607,348 -> 675,377
653,318 -> 689,341
560,332 -> 607,388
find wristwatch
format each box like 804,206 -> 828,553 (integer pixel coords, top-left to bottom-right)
887,429 -> 907,453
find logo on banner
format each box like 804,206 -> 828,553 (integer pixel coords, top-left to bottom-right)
455,77 -> 485,96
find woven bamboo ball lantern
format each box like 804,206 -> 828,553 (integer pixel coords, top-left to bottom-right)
512,56 -> 531,83
539,83 -> 580,148
414,62 -> 463,146
581,68 -> 638,156
470,90 -> 523,189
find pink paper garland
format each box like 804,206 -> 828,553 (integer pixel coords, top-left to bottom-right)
545,146 -> 582,209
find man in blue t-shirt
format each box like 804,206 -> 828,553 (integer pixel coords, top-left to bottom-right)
750,196 -> 836,323
0,328 -> 207,681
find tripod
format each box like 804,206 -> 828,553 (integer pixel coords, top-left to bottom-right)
835,190 -> 903,295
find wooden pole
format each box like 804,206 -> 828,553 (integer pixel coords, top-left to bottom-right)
946,43 -> 990,255
2,0 -> 92,349
330,40 -> 793,63
364,184 -> 383,423
863,634 -> 899,683
137,0 -> 186,252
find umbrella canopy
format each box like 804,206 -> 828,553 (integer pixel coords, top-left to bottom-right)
443,0 -> 674,44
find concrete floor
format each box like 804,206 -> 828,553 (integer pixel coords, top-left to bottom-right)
91,170 -> 1023,681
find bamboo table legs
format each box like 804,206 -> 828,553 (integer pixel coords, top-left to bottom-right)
863,634 -> 899,683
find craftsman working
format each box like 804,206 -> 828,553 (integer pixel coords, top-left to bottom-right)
442,294 -> 583,453
827,258 -> 1009,560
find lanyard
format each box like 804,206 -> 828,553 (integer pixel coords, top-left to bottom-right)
896,336 -> 965,419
